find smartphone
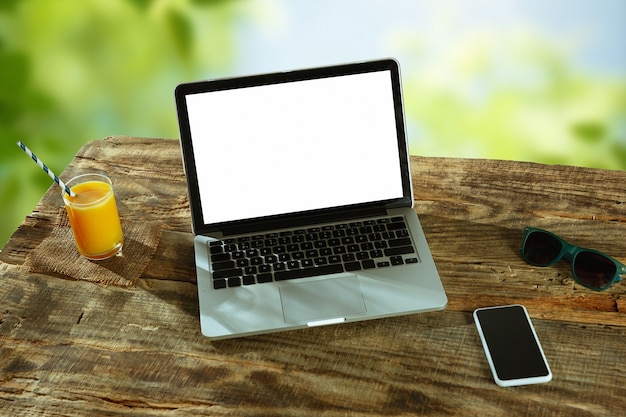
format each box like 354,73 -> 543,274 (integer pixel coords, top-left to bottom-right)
473,305 -> 552,387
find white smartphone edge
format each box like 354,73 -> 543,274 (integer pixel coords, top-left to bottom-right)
473,304 -> 553,387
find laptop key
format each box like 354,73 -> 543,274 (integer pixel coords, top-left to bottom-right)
345,261 -> 362,271
333,246 -> 347,255
362,259 -> 376,269
387,222 -> 407,231
360,242 -> 374,251
209,245 -> 224,254
347,244 -> 360,253
257,273 -> 273,283
329,255 -> 342,264
212,260 -> 236,270
265,255 -> 278,264
396,229 -> 410,238
213,268 -> 243,279
388,238 -> 412,247
374,241 -> 388,249
274,263 -> 344,281
228,277 -> 242,287
314,240 -> 327,248
384,246 -> 415,256
211,252 -> 231,262
342,253 -> 356,262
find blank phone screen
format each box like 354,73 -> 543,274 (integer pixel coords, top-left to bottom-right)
475,305 -> 550,381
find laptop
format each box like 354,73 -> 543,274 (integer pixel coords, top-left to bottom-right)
175,58 -> 447,340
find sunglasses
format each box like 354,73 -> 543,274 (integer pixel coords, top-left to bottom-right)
520,227 -> 626,291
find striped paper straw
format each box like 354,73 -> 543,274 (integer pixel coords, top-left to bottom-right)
16,141 -> 76,197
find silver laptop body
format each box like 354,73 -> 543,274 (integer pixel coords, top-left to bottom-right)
175,59 -> 447,340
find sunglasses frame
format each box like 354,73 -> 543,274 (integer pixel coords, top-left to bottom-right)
520,227 -> 626,291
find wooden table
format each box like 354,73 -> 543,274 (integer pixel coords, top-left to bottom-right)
1,136 -> 625,416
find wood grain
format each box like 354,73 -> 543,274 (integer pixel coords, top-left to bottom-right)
1,136 -> 625,416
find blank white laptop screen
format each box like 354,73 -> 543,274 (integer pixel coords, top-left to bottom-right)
185,70 -> 404,225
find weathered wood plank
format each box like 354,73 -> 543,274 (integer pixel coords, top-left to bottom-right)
1,263 -> 624,416
410,156 -> 626,230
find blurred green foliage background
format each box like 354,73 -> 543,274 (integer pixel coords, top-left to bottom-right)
2,0 -> 625,249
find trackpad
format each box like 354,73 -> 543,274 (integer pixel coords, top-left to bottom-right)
279,276 -> 367,324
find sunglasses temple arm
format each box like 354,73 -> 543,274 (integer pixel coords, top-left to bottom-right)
618,262 -> 626,281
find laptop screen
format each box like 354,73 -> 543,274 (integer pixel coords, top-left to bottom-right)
177,60 -> 411,234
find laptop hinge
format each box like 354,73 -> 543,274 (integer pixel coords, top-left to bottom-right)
219,206 -> 387,237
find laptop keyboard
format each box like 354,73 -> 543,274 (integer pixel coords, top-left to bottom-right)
207,216 -> 419,290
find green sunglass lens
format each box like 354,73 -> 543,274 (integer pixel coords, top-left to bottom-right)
523,231 -> 562,266
573,251 -> 616,290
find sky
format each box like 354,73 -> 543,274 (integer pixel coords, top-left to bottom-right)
231,0 -> 626,78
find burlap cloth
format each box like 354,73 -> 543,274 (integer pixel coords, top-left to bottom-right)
24,208 -> 164,287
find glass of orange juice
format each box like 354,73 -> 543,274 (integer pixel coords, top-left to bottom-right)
62,173 -> 124,260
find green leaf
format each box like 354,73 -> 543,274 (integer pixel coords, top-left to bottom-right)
571,122 -> 606,143
165,9 -> 192,59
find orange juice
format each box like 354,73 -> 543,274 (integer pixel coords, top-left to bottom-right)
62,174 -> 124,260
